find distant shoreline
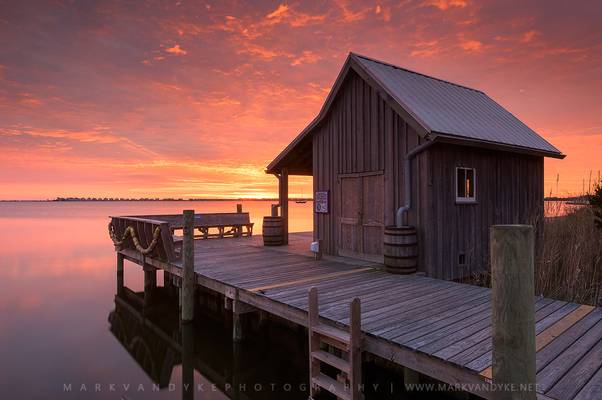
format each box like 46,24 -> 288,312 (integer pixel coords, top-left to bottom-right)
0,197 -> 587,203
0,198 -> 314,202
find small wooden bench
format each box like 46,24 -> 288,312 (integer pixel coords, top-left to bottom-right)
194,212 -> 254,239
170,212 -> 254,244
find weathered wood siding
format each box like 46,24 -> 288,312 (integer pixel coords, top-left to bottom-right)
421,144 -> 544,280
312,70 -> 427,262
311,70 -> 544,280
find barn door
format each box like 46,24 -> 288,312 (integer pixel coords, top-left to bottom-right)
339,177 -> 361,255
338,173 -> 384,262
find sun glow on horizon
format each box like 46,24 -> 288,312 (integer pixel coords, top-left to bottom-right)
1,1 -> 600,199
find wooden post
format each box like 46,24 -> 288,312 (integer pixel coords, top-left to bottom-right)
349,297 -> 362,400
236,204 -> 243,236
163,270 -> 171,288
232,309 -> 243,342
258,310 -> 268,328
143,264 -> 156,307
279,168 -> 289,245
308,287 -> 320,399
403,367 -> 419,386
181,323 -> 194,400
182,210 -> 195,322
491,225 -> 536,400
231,296 -> 254,342
116,253 -> 124,294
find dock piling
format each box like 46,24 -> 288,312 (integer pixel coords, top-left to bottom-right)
278,168 -> 289,244
143,263 -> 157,307
181,322 -> 195,400
491,224 -> 536,400
182,210 -> 195,322
116,253 -> 124,294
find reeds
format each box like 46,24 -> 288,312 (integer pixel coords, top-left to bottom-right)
460,200 -> 602,306
535,202 -> 602,306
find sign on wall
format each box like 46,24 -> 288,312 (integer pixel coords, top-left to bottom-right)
315,191 -> 329,213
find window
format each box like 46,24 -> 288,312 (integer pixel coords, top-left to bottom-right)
456,167 -> 476,203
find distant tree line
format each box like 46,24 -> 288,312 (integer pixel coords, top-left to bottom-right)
52,197 -> 313,202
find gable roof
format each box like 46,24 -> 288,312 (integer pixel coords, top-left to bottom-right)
267,52 -> 564,174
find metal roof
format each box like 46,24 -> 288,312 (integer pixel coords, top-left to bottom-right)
266,53 -> 563,173
354,54 -> 562,155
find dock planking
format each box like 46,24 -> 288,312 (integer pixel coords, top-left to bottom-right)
117,231 -> 602,400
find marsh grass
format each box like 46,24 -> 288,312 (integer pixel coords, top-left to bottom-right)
535,203 -> 602,306
461,201 -> 602,306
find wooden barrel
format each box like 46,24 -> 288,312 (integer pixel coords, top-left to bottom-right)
262,216 -> 283,246
383,226 -> 418,274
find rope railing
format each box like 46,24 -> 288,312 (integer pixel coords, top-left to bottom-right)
108,222 -> 162,255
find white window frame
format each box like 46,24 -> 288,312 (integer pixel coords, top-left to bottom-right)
455,167 -> 476,203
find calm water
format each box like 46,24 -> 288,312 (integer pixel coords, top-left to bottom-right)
3,200 -> 566,399
0,201 -> 314,399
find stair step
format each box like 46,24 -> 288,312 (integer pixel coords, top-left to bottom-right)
313,323 -> 350,345
311,350 -> 351,373
312,373 -> 351,400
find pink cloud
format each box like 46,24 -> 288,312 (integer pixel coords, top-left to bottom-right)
1,0 -> 600,199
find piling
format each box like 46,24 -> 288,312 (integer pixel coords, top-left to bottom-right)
491,225 -> 536,400
181,323 -> 195,400
182,210 -> 195,322
143,264 -> 157,307
116,253 -> 124,294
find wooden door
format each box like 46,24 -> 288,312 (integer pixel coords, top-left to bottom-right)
339,177 -> 361,255
338,173 -> 384,262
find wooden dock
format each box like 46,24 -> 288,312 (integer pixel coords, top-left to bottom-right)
114,228 -> 602,400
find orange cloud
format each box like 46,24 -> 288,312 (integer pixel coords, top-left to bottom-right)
411,40 -> 441,57
266,4 -> 289,20
265,3 -> 325,27
165,44 -> 187,55
291,50 -> 321,66
336,0 -> 371,22
460,38 -> 483,51
427,0 -> 468,10
375,4 -> 391,22
521,30 -> 540,43
1,0 -> 600,200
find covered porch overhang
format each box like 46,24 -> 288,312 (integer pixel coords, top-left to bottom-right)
266,134 -> 313,245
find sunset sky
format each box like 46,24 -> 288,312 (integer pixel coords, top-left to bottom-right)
1,0 -> 601,200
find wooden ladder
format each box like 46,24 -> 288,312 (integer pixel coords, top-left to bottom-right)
308,287 -> 363,400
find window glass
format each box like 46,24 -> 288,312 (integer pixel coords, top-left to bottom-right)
466,169 -> 474,198
456,167 -> 475,201
457,169 -> 466,198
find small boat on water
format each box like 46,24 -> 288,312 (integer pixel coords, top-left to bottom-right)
295,199 -> 307,204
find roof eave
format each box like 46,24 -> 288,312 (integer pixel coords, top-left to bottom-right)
432,132 -> 566,159
265,55 -> 357,174
265,53 -> 434,174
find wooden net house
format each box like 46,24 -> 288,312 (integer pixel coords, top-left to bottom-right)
266,53 -> 564,280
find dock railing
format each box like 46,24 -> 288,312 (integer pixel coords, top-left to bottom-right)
109,216 -> 179,262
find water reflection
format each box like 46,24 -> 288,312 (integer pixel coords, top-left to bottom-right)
108,281 -> 309,399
